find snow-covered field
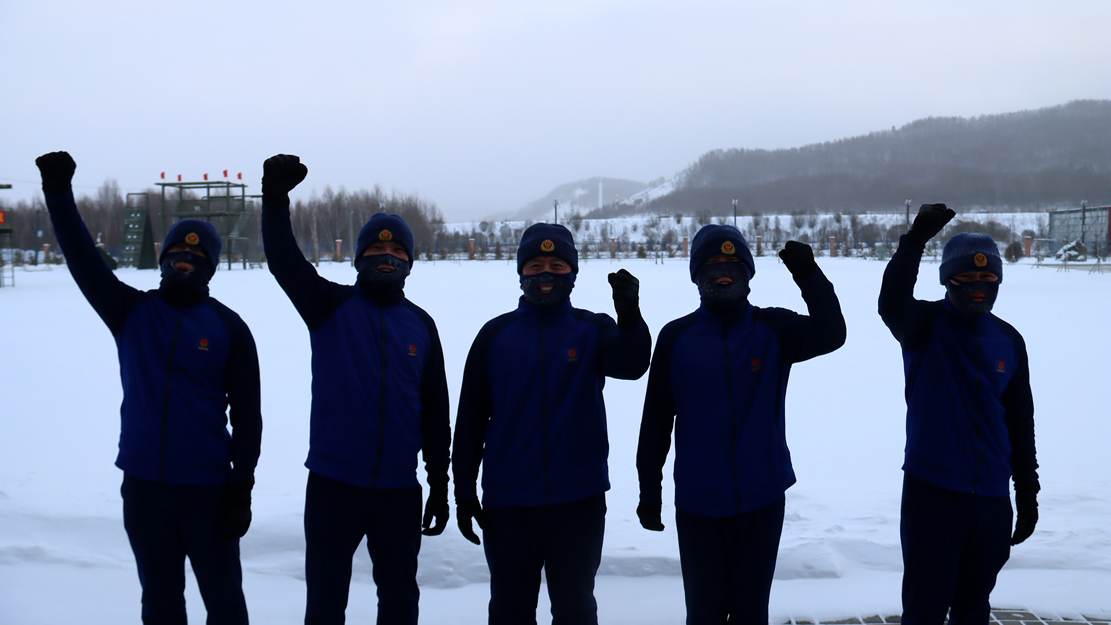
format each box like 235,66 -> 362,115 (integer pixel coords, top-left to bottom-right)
2,254 -> 1109,624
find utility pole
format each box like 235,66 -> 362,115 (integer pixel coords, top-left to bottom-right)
553,199 -> 559,225
905,199 -> 912,229
732,199 -> 738,228
1081,199 -> 1088,245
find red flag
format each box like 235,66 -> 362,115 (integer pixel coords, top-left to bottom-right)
160,172 -> 165,179
237,172 -> 242,180
177,174 -> 182,181
223,170 -> 228,178
204,173 -> 208,181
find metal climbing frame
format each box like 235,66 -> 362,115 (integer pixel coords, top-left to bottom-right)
1048,205 -> 1111,259
157,180 -> 260,269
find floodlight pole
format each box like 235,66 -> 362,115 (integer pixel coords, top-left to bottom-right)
553,199 -> 559,225
1081,199 -> 1087,245
905,199 -> 912,229
732,199 -> 738,228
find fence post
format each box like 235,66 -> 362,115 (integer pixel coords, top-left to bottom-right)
1024,236 -> 1032,258
683,237 -> 689,257
756,236 -> 762,257
829,236 -> 836,257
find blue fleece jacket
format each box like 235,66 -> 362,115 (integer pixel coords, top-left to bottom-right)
45,190 -> 262,485
878,235 -> 1038,497
637,268 -> 846,517
261,202 -> 451,490
453,297 -> 651,507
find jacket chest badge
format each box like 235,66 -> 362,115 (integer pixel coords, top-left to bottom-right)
408,344 -> 418,357
567,348 -> 579,362
751,357 -> 763,372
198,338 -> 210,351
996,359 -> 1005,373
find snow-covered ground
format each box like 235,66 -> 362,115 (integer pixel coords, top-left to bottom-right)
2,254 -> 1109,623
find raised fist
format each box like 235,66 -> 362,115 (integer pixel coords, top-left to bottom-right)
779,241 -> 817,280
261,154 -> 308,207
907,203 -> 956,245
35,151 -> 76,194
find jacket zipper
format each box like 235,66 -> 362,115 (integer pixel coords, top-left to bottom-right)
722,320 -> 741,513
540,313 -> 552,503
158,310 -> 185,482
372,303 -> 387,488
970,335 -> 985,493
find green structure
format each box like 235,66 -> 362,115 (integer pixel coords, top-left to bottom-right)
119,192 -> 158,269
156,179 -> 261,269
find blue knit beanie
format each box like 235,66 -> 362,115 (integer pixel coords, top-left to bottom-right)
689,224 -> 755,281
354,213 -> 415,267
160,219 -> 221,277
517,223 -> 578,274
940,233 -> 1002,284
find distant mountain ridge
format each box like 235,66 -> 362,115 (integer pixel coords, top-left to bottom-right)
592,99 -> 1111,217
501,177 -> 649,221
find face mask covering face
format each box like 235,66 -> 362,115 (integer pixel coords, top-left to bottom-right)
696,261 -> 750,312
520,271 -> 576,309
356,253 -> 410,291
946,279 -> 999,316
159,251 -> 211,304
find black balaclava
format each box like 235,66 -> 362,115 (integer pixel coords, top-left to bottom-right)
159,251 -> 212,307
696,261 -> 751,314
520,271 -> 576,309
946,279 -> 999,317
356,253 -> 410,299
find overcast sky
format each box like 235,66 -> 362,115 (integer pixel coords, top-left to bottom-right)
3,0 -> 1111,221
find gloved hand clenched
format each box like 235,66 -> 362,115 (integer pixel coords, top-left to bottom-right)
261,154 -> 308,208
779,241 -> 817,280
35,151 -> 76,195
608,269 -> 641,328
907,203 -> 956,245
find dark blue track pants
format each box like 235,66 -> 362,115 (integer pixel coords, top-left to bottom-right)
901,473 -> 1013,625
303,472 -> 423,625
121,473 -> 248,625
482,493 -> 607,625
675,497 -> 785,625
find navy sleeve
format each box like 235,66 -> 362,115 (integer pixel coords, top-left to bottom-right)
208,299 -> 263,483
998,322 -> 1039,490
636,316 -> 693,504
452,313 -> 514,501
778,266 -> 847,363
260,201 -> 352,330
878,235 -> 932,349
593,312 -> 652,380
44,190 -> 144,335
409,302 -> 452,490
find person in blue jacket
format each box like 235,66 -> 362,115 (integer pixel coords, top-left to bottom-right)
36,151 -> 262,625
878,204 -> 1039,625
453,223 -> 651,625
259,155 -> 451,625
636,225 -> 845,625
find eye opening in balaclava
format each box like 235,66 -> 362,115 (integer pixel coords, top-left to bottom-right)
945,276 -> 999,316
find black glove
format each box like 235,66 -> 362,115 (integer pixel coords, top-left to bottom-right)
422,485 -> 450,536
457,497 -> 486,545
261,154 -> 308,207
608,269 -> 641,328
35,151 -> 76,195
637,502 -> 664,532
779,241 -> 817,280
907,203 -> 956,245
1011,486 -> 1039,545
216,481 -> 253,542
